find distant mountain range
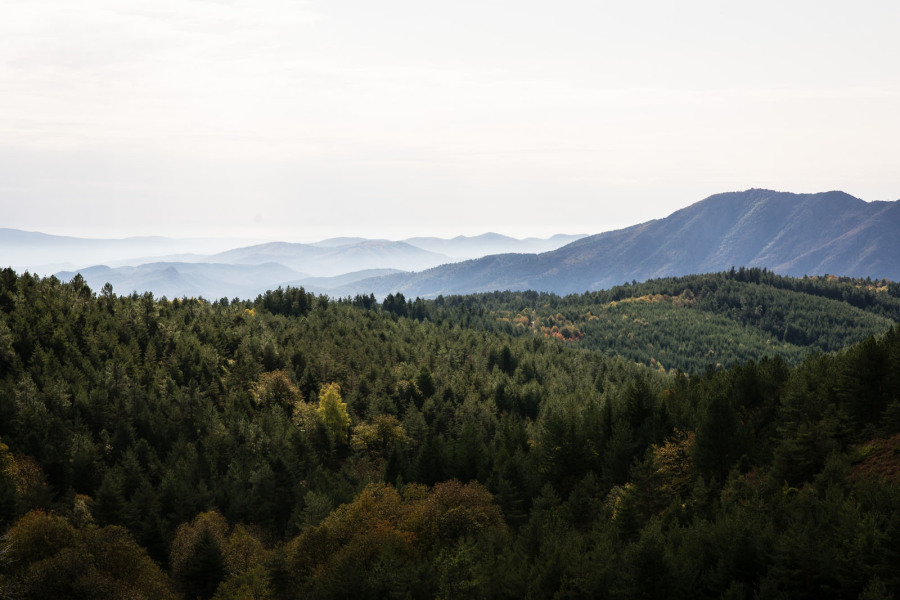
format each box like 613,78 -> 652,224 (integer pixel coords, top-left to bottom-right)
0,230 -> 584,298
398,233 -> 586,259
204,233 -> 588,275
4,189 -> 898,299
53,262 -> 301,301
2,229 -> 587,277
52,264 -> 406,301
0,230 -> 263,274
338,189 -> 900,298
209,240 -> 446,276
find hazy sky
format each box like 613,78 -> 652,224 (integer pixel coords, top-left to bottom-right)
2,0 -> 899,241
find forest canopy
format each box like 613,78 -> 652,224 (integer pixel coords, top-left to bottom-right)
1,267 -> 899,599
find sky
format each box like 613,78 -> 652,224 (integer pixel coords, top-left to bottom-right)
2,0 -> 899,242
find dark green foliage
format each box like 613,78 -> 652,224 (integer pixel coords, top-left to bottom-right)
0,512 -> 175,600
1,270 -> 899,599
254,286 -> 314,318
380,292 -> 409,317
390,269 -> 898,373
181,528 -> 226,600
93,468 -> 127,527
693,390 -> 740,482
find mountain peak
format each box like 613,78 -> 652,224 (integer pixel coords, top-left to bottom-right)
698,188 -> 863,206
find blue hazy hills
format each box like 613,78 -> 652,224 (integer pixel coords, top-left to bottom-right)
2,189 -> 896,299
340,189 -> 900,298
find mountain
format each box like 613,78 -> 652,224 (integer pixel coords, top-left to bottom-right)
309,237 -> 372,248
343,189 -> 900,298
31,190 -> 900,300
55,262 -> 303,300
282,269 -> 405,295
401,232 -> 586,258
34,232 -> 591,299
211,240 -> 451,276
0,229 -> 260,274
223,233 -> 588,275
53,263 -> 404,300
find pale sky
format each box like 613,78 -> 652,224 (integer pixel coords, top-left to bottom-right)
2,0 -> 899,242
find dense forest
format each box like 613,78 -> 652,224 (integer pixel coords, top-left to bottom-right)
1,268 -> 899,599
382,268 -> 900,373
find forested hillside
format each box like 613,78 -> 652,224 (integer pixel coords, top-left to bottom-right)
379,268 -> 900,372
1,269 -> 899,598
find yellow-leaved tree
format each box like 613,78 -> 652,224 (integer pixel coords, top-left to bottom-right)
317,383 -> 350,444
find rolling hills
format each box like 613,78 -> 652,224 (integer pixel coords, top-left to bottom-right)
411,269 -> 900,372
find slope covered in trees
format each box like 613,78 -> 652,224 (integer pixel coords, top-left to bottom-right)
1,269 -> 899,598
380,269 -> 900,372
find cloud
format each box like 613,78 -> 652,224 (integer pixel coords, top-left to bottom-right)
0,1 -> 324,149
2,1 -> 899,239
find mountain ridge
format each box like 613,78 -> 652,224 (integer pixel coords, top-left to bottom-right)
20,188 -> 899,299
341,189 -> 900,298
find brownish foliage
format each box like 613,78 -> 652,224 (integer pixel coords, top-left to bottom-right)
283,481 -> 505,585
0,511 -> 175,599
850,432 -> 900,482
